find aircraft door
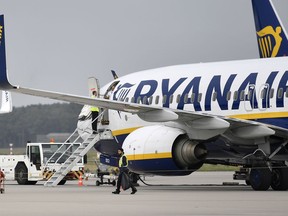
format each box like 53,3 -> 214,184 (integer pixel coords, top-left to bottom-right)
258,84 -> 269,111
88,77 -> 100,97
244,84 -> 256,111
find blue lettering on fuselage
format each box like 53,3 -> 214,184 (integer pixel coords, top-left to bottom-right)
162,78 -> 187,108
116,71 -> 286,111
177,77 -> 201,111
205,74 -> 236,111
134,80 -> 158,104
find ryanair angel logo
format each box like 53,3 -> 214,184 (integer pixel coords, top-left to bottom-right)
0,25 -> 3,42
257,26 -> 282,58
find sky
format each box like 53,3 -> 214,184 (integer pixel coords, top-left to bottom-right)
1,0 -> 288,107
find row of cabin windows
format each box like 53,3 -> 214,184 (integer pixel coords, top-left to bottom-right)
121,87 -> 288,105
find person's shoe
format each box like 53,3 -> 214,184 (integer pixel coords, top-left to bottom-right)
131,189 -> 137,194
112,190 -> 120,194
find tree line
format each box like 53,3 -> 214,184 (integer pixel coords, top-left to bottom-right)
0,103 -> 83,148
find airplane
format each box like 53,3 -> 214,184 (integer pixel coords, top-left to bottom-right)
0,1 -> 288,191
252,0 -> 288,57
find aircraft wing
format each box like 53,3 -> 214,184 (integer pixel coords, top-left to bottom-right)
4,85 -> 287,140
10,85 -> 158,112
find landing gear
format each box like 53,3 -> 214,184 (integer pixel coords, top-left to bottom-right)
271,166 -> 288,191
249,167 -> 271,191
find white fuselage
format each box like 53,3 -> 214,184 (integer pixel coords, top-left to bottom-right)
102,57 -> 288,134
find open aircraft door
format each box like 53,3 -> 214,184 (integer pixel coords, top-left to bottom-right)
88,77 -> 100,97
243,84 -> 257,111
258,83 -> 270,111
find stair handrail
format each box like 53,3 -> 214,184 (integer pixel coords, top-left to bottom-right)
42,110 -> 105,173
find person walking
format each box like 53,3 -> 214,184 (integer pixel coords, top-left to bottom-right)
91,91 -> 99,134
112,148 -> 137,194
0,167 -> 5,193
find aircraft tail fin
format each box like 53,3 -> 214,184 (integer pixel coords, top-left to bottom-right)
111,70 -> 118,79
0,15 -> 14,89
0,91 -> 12,113
252,0 -> 288,58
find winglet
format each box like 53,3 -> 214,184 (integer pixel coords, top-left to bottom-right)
252,0 -> 288,58
0,91 -> 12,113
0,15 -> 14,89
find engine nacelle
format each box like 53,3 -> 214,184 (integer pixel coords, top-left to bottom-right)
123,125 -> 207,176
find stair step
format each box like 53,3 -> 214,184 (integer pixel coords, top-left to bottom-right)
44,133 -> 102,187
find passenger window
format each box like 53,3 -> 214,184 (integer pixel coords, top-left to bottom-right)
226,91 -> 231,101
131,97 -> 135,103
247,90 -> 253,100
212,92 -> 217,101
240,90 -> 245,101
286,87 -> 288,97
169,95 -> 173,104
125,97 -> 129,102
143,96 -> 147,104
191,93 -> 195,103
260,88 -> 267,99
270,88 -> 274,98
197,93 -> 202,102
233,91 -> 238,101
137,96 -> 141,104
176,94 -> 181,103
278,88 -> 283,99
148,96 -> 153,104
155,95 -> 159,104
162,95 -> 167,104
184,94 -> 188,103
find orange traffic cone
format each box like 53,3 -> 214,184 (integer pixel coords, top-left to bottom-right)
78,175 -> 83,186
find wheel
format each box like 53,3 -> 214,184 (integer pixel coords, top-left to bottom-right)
15,164 -> 29,185
112,180 -> 116,186
96,180 -> 100,186
271,167 -> 288,191
249,167 -> 271,191
58,180 -> 67,185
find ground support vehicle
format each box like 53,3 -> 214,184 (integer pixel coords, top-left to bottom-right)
0,142 -> 84,185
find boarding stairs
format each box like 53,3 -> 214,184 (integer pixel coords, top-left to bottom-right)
44,111 -> 112,187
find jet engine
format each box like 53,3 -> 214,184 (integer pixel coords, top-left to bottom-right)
123,125 -> 207,176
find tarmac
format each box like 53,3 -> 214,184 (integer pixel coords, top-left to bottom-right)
0,172 -> 288,216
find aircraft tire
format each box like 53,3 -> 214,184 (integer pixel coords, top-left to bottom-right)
15,163 -> 29,185
249,167 -> 271,191
271,167 -> 288,191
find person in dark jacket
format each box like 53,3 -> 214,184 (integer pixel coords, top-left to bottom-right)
112,148 -> 137,194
